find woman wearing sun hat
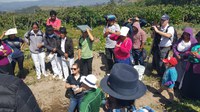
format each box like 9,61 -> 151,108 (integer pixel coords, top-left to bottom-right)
100,63 -> 155,112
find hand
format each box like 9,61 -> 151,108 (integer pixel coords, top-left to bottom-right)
37,43 -> 43,48
3,50 -> 7,56
128,18 -> 133,23
105,28 -> 111,34
64,53 -> 68,59
177,55 -> 181,60
152,26 -> 159,33
74,87 -> 83,94
115,44 -> 121,48
192,52 -> 198,57
71,85 -> 76,88
52,48 -> 57,52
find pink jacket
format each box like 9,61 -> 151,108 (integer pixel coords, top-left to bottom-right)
110,34 -> 132,60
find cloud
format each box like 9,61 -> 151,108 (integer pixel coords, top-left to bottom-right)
0,0 -> 39,3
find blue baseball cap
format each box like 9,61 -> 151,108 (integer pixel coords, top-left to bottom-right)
161,14 -> 170,20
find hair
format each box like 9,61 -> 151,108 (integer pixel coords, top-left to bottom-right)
72,63 -> 80,69
50,10 -> 57,16
31,22 -> 39,28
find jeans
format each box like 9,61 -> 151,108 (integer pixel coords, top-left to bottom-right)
80,57 -> 93,76
105,48 -> 115,73
132,49 -> 144,65
31,52 -> 46,77
68,97 -> 83,112
115,57 -> 131,65
50,53 -> 62,76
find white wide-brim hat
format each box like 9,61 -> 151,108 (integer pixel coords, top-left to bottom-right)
5,28 -> 18,36
120,26 -> 129,37
80,74 -> 97,89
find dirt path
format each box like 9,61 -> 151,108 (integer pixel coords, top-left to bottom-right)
26,52 -> 166,112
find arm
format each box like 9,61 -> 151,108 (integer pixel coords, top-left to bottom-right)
152,26 -> 173,38
44,37 -> 54,51
65,83 -> 76,89
24,32 -> 30,44
118,39 -> 132,54
87,29 -> 94,42
109,34 -> 119,41
0,31 -> 6,40
78,49 -> 81,60
140,31 -> 147,49
67,39 -> 74,58
0,43 -> 12,56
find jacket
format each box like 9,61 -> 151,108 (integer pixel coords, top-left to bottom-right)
57,37 -> 74,58
79,88 -> 104,112
0,42 -> 12,66
44,34 -> 60,56
0,74 -> 41,112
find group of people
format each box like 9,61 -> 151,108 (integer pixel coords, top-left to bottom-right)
0,9 -> 200,112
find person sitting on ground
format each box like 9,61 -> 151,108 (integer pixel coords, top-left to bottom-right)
24,22 -> 47,79
100,63 -> 155,112
76,74 -> 104,112
157,57 -> 178,101
110,26 -> 132,65
0,74 -> 41,112
2,28 -> 25,79
0,36 -> 13,75
46,10 -> 61,36
57,27 -> 74,81
65,63 -> 84,112
78,26 -> 94,76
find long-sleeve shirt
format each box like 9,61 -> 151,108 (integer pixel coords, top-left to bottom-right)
162,67 -> 178,88
24,30 -> 45,54
0,43 -> 12,66
110,34 -> 132,60
46,17 -> 61,35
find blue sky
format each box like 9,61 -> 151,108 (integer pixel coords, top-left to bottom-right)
0,0 -> 39,3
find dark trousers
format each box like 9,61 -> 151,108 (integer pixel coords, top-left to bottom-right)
80,57 -> 93,76
158,47 -> 171,75
11,56 -> 24,78
105,48 -> 115,73
132,49 -> 144,65
152,48 -> 160,70
0,63 -> 14,75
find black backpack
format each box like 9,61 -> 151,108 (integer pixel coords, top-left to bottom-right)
166,26 -> 178,45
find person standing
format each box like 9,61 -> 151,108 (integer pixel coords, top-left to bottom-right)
132,22 -> 147,65
103,15 -> 120,74
46,10 -> 61,36
2,28 -> 25,78
109,26 -> 132,65
78,26 -> 94,76
57,27 -> 74,81
44,25 -> 63,79
152,14 -> 175,75
24,22 -> 47,79
0,35 -> 13,75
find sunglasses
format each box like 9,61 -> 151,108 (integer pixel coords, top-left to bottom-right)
71,68 -> 77,70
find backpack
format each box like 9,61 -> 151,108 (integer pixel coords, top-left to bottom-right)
166,26 -> 178,46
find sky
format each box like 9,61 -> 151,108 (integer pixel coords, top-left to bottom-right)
0,0 -> 39,3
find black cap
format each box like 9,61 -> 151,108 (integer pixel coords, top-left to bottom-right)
59,27 -> 67,34
50,10 -> 57,16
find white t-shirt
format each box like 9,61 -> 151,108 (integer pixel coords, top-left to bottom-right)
159,24 -> 174,47
103,24 -> 120,48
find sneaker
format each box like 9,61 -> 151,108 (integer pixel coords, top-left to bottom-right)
53,74 -> 58,78
37,76 -> 41,79
63,79 -> 67,82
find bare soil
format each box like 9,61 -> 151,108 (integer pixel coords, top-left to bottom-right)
25,52 -> 168,112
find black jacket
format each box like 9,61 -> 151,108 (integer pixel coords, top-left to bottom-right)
57,37 -> 74,58
0,74 -> 41,112
44,34 -> 60,55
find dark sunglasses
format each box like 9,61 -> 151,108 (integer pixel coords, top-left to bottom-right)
71,68 -> 77,70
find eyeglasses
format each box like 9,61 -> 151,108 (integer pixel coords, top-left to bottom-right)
71,68 -> 77,70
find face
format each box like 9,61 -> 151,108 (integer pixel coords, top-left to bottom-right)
60,33 -> 66,39
50,15 -> 56,20
160,19 -> 168,27
81,83 -> 90,90
71,65 -> 79,75
107,20 -> 115,25
182,32 -> 190,42
32,24 -> 39,33
8,34 -> 16,39
47,30 -> 54,35
164,62 -> 170,67
82,31 -> 88,38
133,26 -> 138,33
